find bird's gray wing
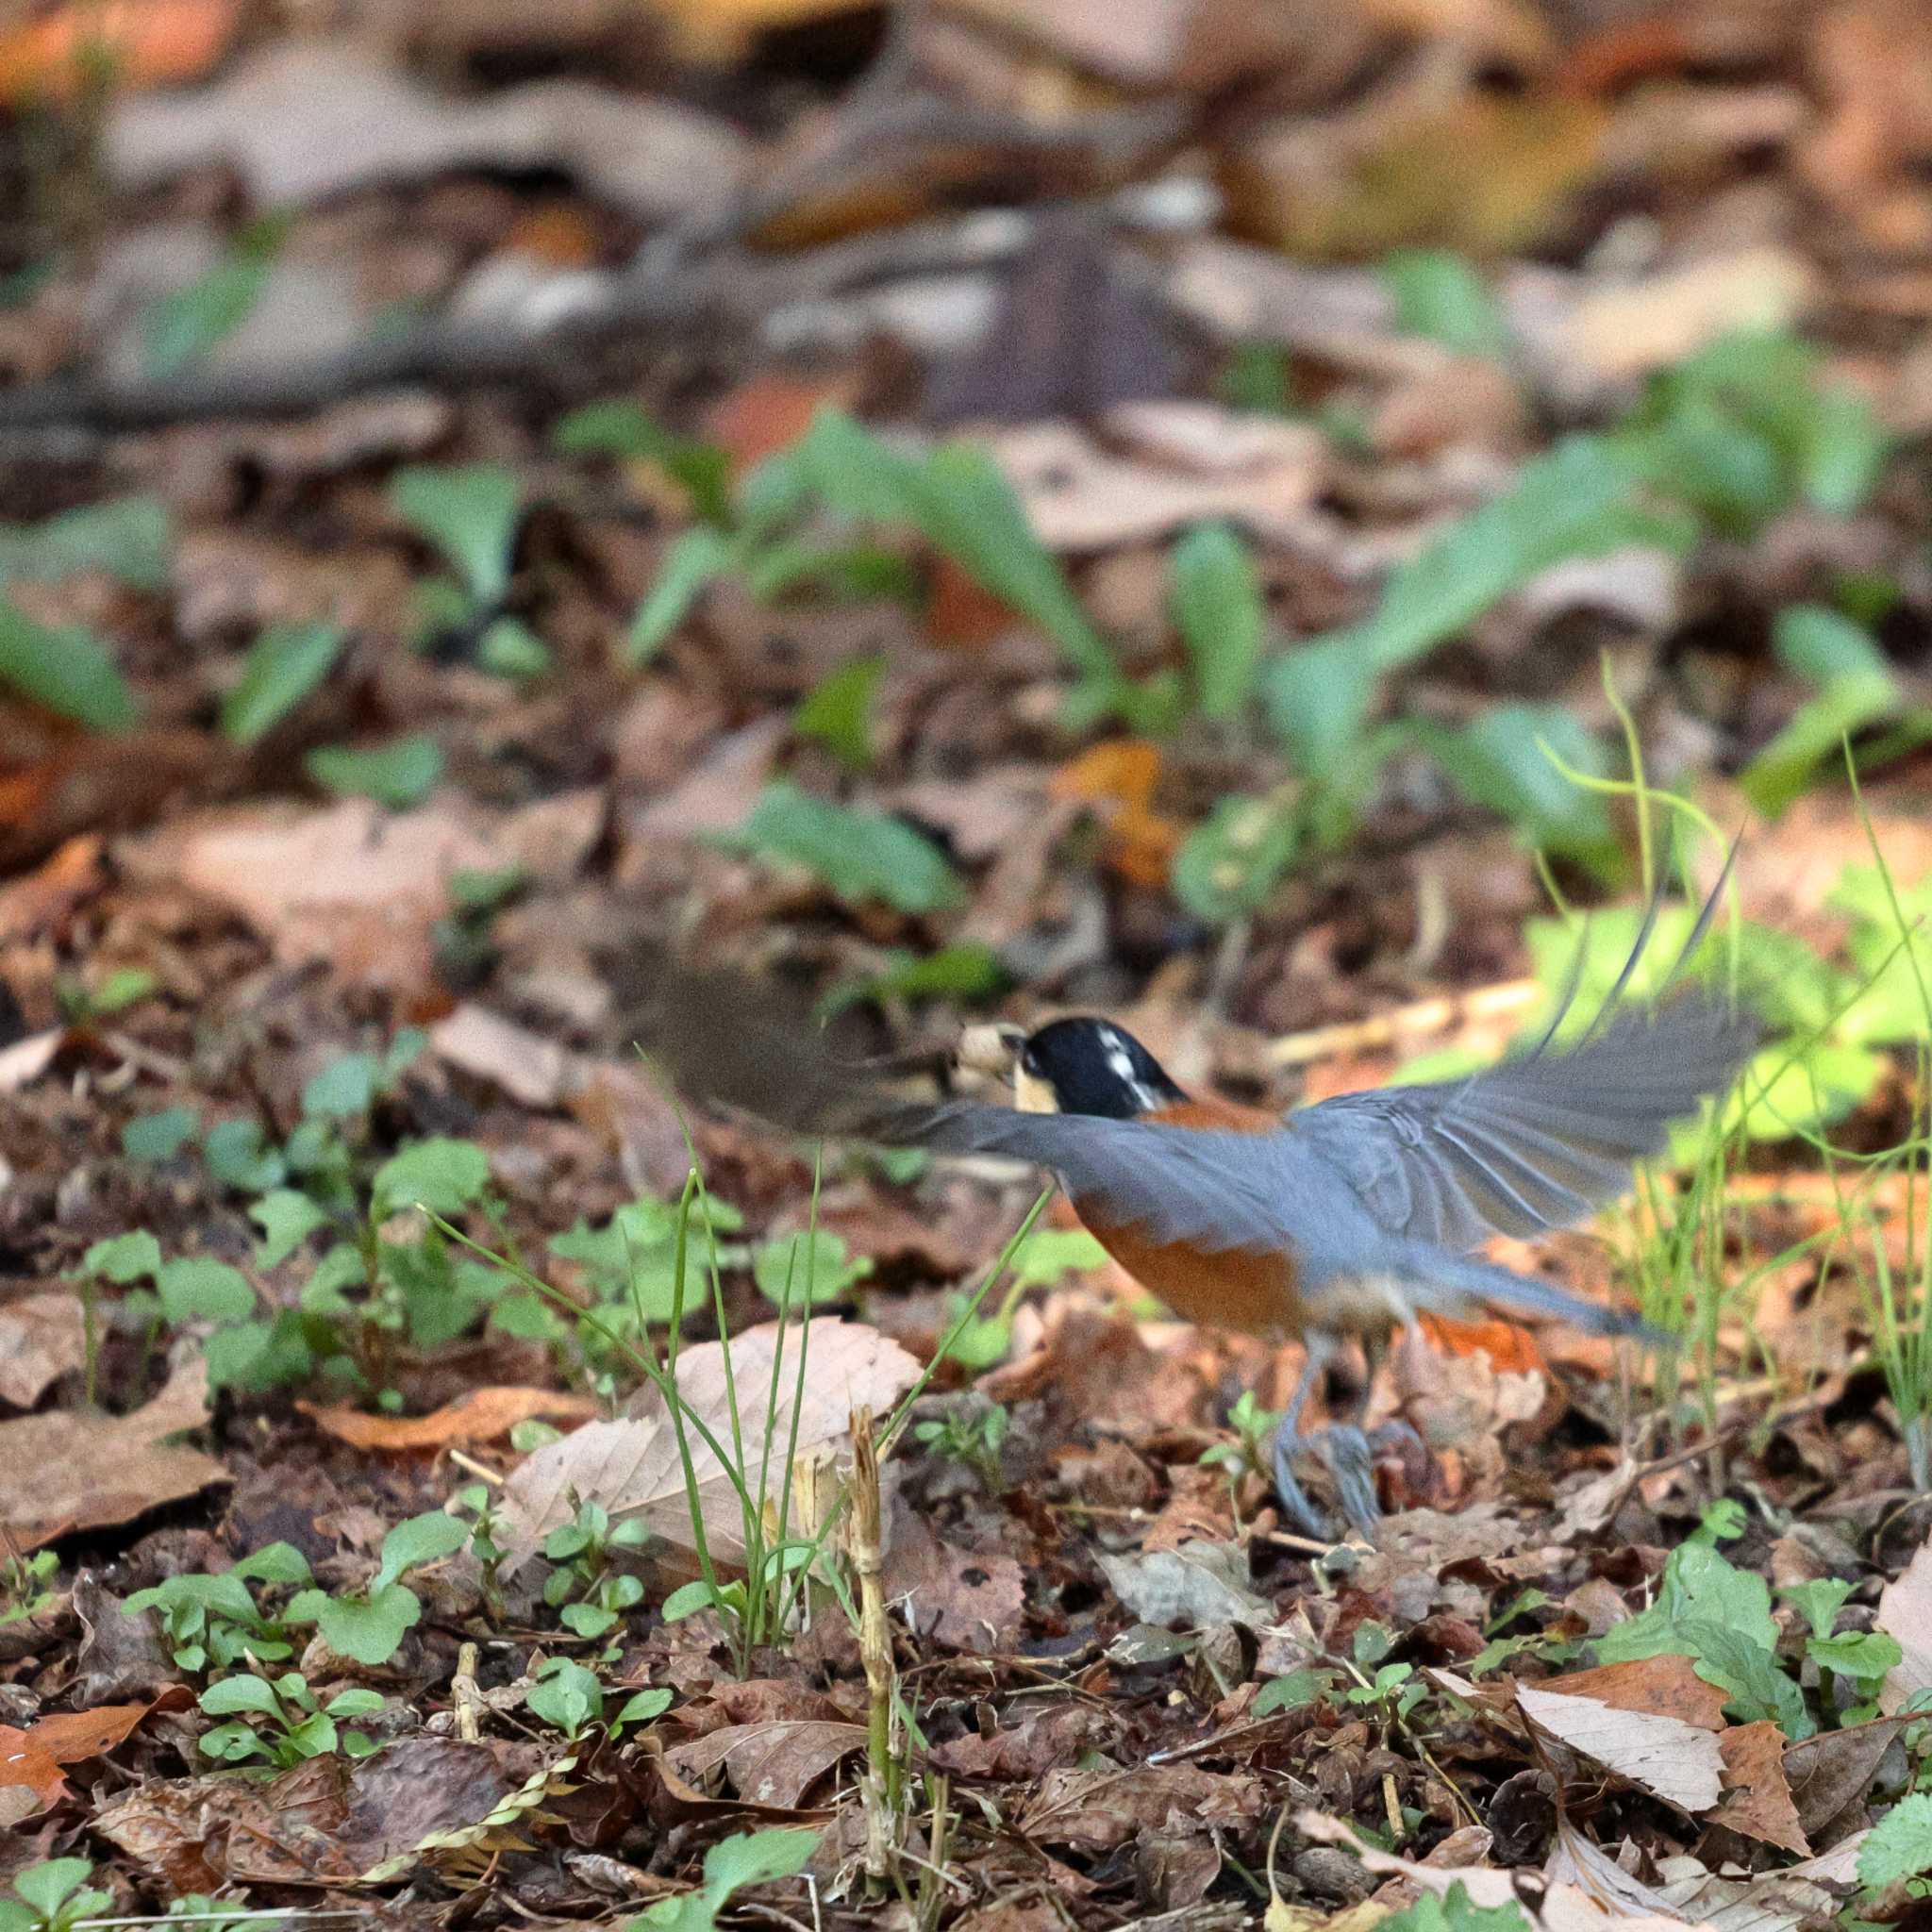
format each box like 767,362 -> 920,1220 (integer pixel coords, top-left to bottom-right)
874,1105 -> 1321,1257
1286,991 -> 1759,1252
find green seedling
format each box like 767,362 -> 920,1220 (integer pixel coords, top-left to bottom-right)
911,1397 -> 1009,1491
541,1498 -> 652,1641
197,1670 -> 386,1768
526,1657 -> 671,1743
124,1541 -> 313,1674
285,1509 -> 470,1667
0,1859 -> 112,1932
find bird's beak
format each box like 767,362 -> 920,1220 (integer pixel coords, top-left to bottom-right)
955,1022 -> 1024,1079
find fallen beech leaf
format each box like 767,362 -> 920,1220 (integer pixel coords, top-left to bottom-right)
1517,1681 -> 1724,1812
0,1026 -> 64,1094
497,1320 -> 921,1570
1538,1655 -> 1729,1732
1417,1312 -> 1544,1375
0,0 -> 241,104
19,1692 -> 188,1768
1097,1541 -> 1272,1629
1783,1717 -> 1908,1840
299,1387 -> 602,1452
991,411 -> 1324,551
431,1004 -> 575,1108
0,1725 -> 69,1810
1714,1721 -> 1810,1855
0,1291 -> 88,1407
0,833 -> 106,945
1877,1535 -> 1932,1713
109,41 -> 752,220
1020,1763 -> 1263,1849
126,797 -> 502,994
1051,740 -> 1182,889
668,1719 -> 865,1808
0,1359 -> 227,1551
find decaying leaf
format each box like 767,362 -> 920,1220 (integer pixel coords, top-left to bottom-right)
496,1320 -> 921,1569
1712,1721 -> 1810,1856
0,1291 -> 88,1407
0,1360 -> 228,1551
1516,1682 -> 1724,1812
1096,1541 -> 1273,1629
298,1387 -> 602,1452
1876,1535 -> 1932,1713
667,1719 -> 866,1808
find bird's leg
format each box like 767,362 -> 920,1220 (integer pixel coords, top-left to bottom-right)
1268,1335 -> 1342,1540
1271,1324 -> 1423,1541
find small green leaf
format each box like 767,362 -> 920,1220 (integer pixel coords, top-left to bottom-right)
728,780 -> 965,915
325,1687 -> 388,1717
11,1858 -> 100,1919
233,1541 -> 312,1586
1171,789 -> 1301,926
553,400 -> 734,528
303,1052 -> 381,1120
1740,606 -> 1900,819
315,1583 -> 421,1665
391,464 -> 523,605
247,1191 -> 329,1270
222,620 -> 347,745
198,1674 -> 285,1718
752,1230 -> 872,1308
824,941 -> 1004,1015
1008,1227 -> 1109,1291
143,258 -> 270,376
660,1579 -> 715,1622
476,615 -> 550,681
371,1137 -> 491,1219
1777,1577 -> 1855,1641
1858,1790 -> 1932,1890
1384,249 -> 1511,358
203,1117 -> 287,1192
528,1657 -> 603,1736
122,1106 -> 200,1163
1418,704 -> 1616,861
0,495 -> 172,592
1810,1631 -> 1903,1683
156,1257 -> 256,1324
374,1510 -> 471,1591
84,1229 -> 161,1284
701,1827 -> 821,1898
306,734 -> 444,808
1263,636 -> 1381,784
617,1688 -> 674,1725
1299,437 -> 1690,686
0,596 -> 139,731
1172,522 -> 1266,722
792,655 -> 883,774
1253,1668 -> 1327,1715
629,526 -> 734,665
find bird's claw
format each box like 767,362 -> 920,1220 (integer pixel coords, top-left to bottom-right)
1271,1419 -> 1425,1542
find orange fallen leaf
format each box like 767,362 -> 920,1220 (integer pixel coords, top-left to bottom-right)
20,1689 -> 192,1769
705,374 -> 857,477
1051,740 -> 1183,890
0,1726 -> 69,1808
0,0 -> 242,104
298,1386 -> 603,1452
1418,1312 -> 1544,1376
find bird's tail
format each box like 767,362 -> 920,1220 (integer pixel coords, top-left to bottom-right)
1388,1241 -> 1667,1345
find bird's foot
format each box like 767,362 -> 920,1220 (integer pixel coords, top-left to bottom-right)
1270,1420 -> 1425,1542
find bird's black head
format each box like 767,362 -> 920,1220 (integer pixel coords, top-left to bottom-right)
1015,1018 -> 1188,1120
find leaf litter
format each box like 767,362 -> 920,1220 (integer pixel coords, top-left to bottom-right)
4,0 -> 1932,1924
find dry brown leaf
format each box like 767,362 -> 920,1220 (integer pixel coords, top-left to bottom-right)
1536,1656 -> 1729,1732
496,1320 -> 921,1570
1096,1541 -> 1272,1629
109,41 -> 752,220
0,1725 -> 70,1811
1876,1534 -> 1932,1713
0,833 -> 106,945
0,1291 -> 87,1407
1020,1764 -> 1263,1848
668,1720 -> 866,1808
882,1510 -> 1026,1652
0,1360 -> 227,1552
298,1387 -> 602,1452
1712,1722 -> 1810,1856
126,797 -> 501,994
1782,1716 -> 1908,1840
0,1027 -> 64,1095
1551,248 -> 1817,384
1516,1681 -> 1724,1812
432,1004 -> 576,1108
1298,1810 -> 1690,1931
989,409 -> 1324,551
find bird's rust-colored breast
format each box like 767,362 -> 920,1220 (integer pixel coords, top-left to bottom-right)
1076,1091 -> 1299,1335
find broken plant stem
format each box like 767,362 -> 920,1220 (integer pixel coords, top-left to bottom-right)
849,1406 -> 901,1879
